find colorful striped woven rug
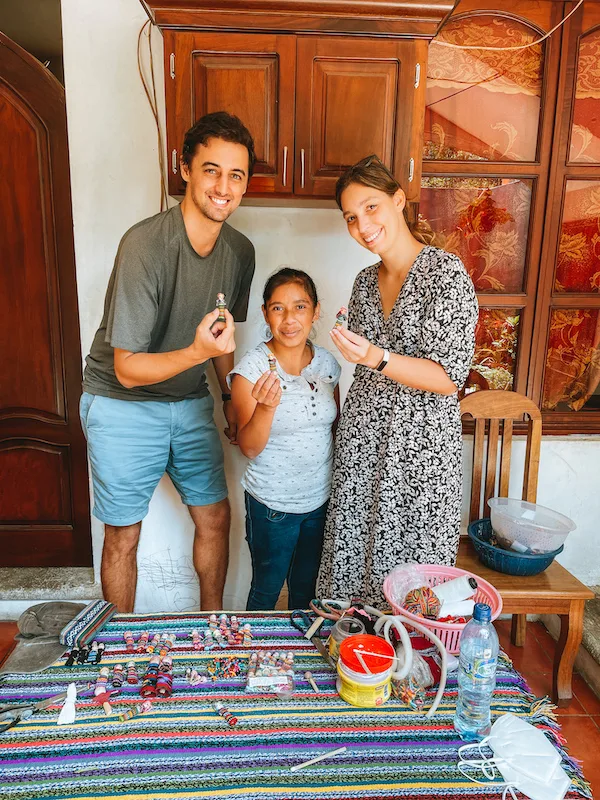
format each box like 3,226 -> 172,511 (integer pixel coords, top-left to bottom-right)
0,611 -> 592,800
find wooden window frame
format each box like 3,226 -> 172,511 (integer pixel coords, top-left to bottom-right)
530,2 -> 600,433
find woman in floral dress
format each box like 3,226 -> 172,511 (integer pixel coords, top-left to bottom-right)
317,156 -> 478,608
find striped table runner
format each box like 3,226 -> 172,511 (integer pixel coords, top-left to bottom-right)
0,611 -> 592,799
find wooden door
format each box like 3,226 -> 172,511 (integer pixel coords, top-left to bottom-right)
0,33 -> 92,566
164,31 -> 296,196
295,37 -> 427,200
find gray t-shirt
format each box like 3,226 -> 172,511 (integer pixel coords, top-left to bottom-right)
227,342 -> 341,513
83,204 -> 255,402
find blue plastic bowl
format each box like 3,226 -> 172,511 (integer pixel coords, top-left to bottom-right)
468,518 -> 564,577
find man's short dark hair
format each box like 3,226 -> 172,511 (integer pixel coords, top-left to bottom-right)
181,111 -> 256,178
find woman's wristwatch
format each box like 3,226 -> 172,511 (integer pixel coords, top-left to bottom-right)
375,349 -> 390,372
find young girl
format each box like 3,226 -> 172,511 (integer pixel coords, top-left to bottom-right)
317,155 -> 478,608
228,268 -> 341,610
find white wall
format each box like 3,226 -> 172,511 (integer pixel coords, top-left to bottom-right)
61,0 -> 600,612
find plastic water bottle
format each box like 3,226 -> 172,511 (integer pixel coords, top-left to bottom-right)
454,602 -> 499,741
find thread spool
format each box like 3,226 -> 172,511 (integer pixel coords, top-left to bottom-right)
432,576 -> 477,605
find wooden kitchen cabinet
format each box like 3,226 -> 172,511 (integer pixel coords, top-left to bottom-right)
164,31 -> 296,196
163,30 -> 427,200
294,37 -> 426,200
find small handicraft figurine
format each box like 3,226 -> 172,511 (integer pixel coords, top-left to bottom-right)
124,631 -> 135,653
87,642 -> 99,663
242,623 -> 252,648
204,630 -> 216,651
334,306 -> 348,329
216,292 -> 227,323
127,661 -> 139,684
209,614 -> 218,631
112,663 -> 124,688
147,633 -> 160,654
94,666 -> 110,696
190,629 -> 203,651
137,631 -> 149,652
268,353 -> 277,373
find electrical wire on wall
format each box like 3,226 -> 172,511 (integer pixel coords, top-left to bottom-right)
432,0 -> 583,51
138,19 -> 169,212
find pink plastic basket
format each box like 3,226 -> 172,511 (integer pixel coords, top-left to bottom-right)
382,564 -> 503,655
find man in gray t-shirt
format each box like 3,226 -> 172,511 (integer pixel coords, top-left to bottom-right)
80,112 -> 256,612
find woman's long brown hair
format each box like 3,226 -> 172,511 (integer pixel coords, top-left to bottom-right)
335,155 -> 434,246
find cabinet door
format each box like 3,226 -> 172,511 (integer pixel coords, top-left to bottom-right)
295,37 -> 427,200
165,31 -> 295,196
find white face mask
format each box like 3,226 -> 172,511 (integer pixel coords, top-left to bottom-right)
457,712 -> 571,800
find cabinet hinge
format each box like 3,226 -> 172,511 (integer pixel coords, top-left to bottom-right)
172,149 -> 178,174
169,53 -> 175,80
414,63 -> 421,89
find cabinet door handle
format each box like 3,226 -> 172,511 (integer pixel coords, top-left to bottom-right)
408,157 -> 415,183
283,145 -> 288,187
300,149 -> 305,189
170,53 -> 175,80
172,150 -> 178,174
414,63 -> 421,88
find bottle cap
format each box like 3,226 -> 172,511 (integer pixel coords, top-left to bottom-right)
473,602 -> 491,622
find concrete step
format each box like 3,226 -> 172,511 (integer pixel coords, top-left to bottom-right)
0,568 -> 102,621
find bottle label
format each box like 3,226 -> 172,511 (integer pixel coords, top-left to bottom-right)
460,650 -> 496,680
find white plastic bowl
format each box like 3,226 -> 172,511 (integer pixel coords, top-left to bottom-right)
488,497 -> 575,555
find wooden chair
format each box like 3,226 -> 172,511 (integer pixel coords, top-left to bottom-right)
457,389 -> 594,706
460,389 -> 542,646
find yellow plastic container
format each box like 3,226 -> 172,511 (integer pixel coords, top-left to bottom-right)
336,634 -> 395,707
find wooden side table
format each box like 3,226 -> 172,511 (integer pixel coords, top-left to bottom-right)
457,539 -> 595,707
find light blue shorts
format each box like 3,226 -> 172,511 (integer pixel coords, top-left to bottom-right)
79,392 -> 228,527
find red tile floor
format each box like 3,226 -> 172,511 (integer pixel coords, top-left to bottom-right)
1,619 -> 599,795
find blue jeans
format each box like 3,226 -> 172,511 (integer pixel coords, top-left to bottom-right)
244,492 -> 328,611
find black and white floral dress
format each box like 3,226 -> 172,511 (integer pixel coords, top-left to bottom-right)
317,246 -> 478,608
